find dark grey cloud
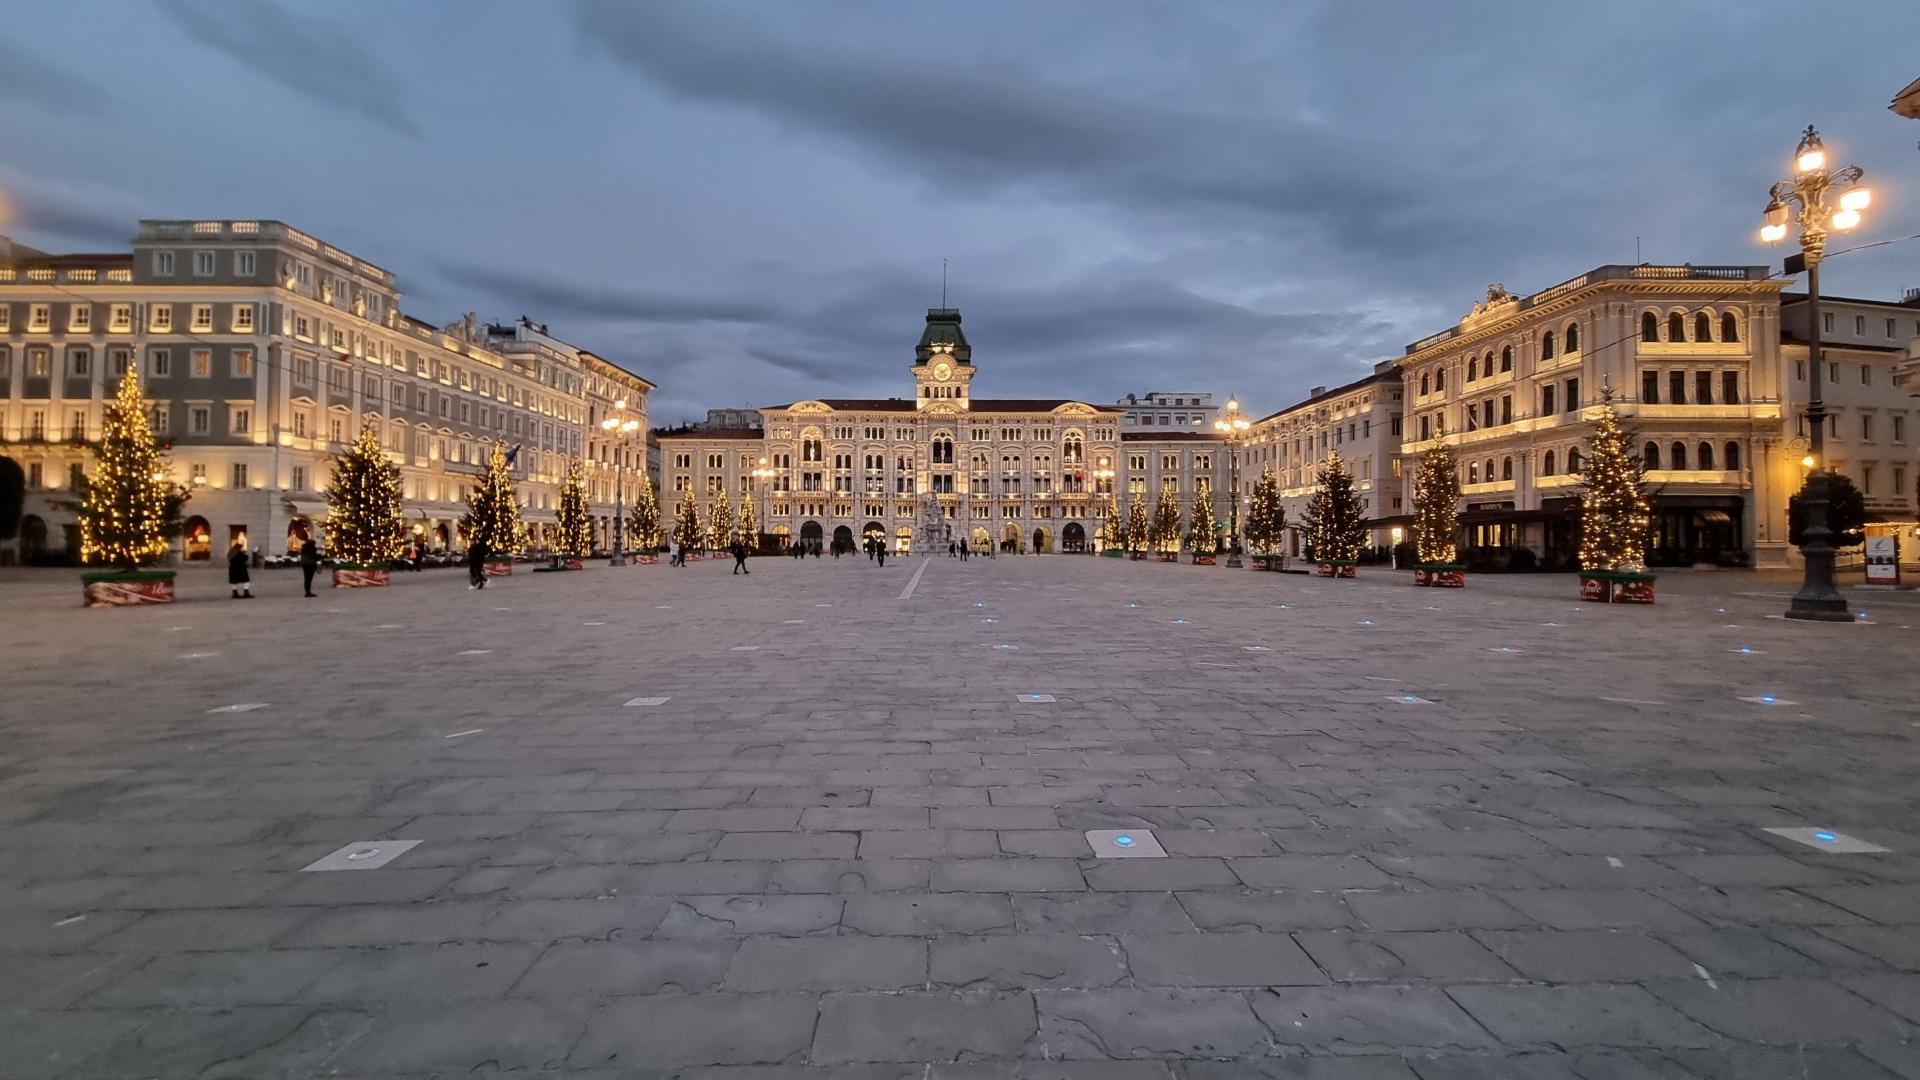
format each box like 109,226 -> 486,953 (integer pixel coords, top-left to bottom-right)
4,185 -> 135,249
0,40 -> 108,114
435,263 -> 783,327
157,0 -> 422,138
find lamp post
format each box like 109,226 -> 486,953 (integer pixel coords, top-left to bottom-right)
1761,125 -> 1871,622
1390,525 -> 1404,570
1213,396 -> 1251,567
1092,456 -> 1115,553
751,455 -> 774,552
601,400 -> 641,566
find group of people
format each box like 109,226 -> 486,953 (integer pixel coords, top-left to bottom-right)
226,538 -> 322,599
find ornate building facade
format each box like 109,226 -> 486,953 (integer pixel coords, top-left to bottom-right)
1242,361 -> 1406,554
0,220 -> 653,561
656,308 -> 1229,554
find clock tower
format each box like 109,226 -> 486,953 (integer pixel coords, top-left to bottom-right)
912,307 -> 975,411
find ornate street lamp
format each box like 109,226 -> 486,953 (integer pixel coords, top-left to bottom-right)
1092,456 -> 1115,554
751,455 -> 775,551
1213,396 -> 1251,567
600,400 -> 641,566
1760,125 -> 1871,622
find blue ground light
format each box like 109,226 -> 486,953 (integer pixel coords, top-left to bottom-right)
1814,831 -> 1838,843
1112,835 -> 1136,848
1760,695 -> 1777,704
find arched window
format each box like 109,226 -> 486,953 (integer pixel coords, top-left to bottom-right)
1541,330 -> 1556,360
1670,442 -> 1688,470
1435,367 -> 1446,393
1468,461 -> 1479,484
932,435 -> 953,465
1501,457 -> 1513,480
1565,323 -> 1580,352
1467,356 -> 1477,381
1644,442 -> 1661,470
1061,432 -> 1084,464
1567,447 -> 1582,473
1642,312 -> 1659,342
1419,372 -> 1430,396
1542,450 -> 1556,475
1698,442 -> 1715,470
1485,351 -> 1495,377
1668,312 -> 1685,341
803,436 -> 823,463
1721,312 -> 1739,343
1500,346 -> 1513,372
1695,312 -> 1712,342
1725,441 -> 1741,470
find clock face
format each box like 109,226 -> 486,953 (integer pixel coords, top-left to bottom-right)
933,362 -> 952,382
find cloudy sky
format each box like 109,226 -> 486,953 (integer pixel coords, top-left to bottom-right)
4,2 -> 1918,422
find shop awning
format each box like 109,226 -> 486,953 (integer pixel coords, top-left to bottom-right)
1694,510 -> 1732,525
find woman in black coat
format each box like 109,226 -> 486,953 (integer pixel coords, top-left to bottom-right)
227,542 -> 253,599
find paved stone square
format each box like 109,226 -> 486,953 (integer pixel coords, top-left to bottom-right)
3,555 -> 1920,1078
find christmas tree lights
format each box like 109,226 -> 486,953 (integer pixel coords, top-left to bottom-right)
555,458 -> 593,557
462,442 -> 523,556
1151,482 -> 1183,553
1097,493 -> 1121,549
1577,399 -> 1651,571
708,492 -> 734,550
735,490 -> 757,547
78,368 -> 185,570
627,473 -> 661,551
1124,491 -> 1150,553
323,427 -> 405,564
673,486 -> 703,552
1411,443 -> 1462,565
1303,450 -> 1365,562
1244,467 -> 1287,557
1187,479 -> 1217,553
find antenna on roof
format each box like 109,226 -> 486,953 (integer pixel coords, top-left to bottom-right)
941,257 -> 948,309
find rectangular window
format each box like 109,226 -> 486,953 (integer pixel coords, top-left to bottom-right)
1863,465 -> 1874,496
194,251 -> 215,276
1540,384 -> 1556,416
191,349 -> 211,377
1564,377 -> 1579,412
150,404 -> 169,434
236,251 -> 256,276
1894,415 -> 1906,442
69,348 -> 92,377
1642,371 -> 1659,403
1862,415 -> 1873,440
291,465 -> 307,492
1669,370 -> 1686,404
294,315 -> 311,339
153,251 -> 175,276
26,347 -> 50,377
1722,371 -> 1739,405
329,416 -> 344,443
189,406 -> 211,434
190,304 -> 212,332
1696,371 -> 1712,405
27,462 -> 41,488
1889,318 -> 1898,338
233,349 -> 254,378
28,304 -> 50,331
68,409 -> 86,440
1855,315 -> 1866,335
110,303 -> 131,331
231,462 -> 248,488
151,348 -> 172,377
1896,467 -> 1908,498
151,305 -> 173,332
1822,312 -> 1834,333
108,347 -> 130,375
233,305 -> 254,331
231,406 -> 251,435
1796,359 -> 1806,381
70,304 -> 91,331
1862,364 -> 1872,385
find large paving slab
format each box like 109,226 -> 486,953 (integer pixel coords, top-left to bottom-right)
1,556 -> 1919,1075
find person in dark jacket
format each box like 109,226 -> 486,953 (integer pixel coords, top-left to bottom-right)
468,540 -> 489,589
227,542 -> 253,599
299,537 -> 320,597
876,542 -> 887,568
731,540 -> 750,575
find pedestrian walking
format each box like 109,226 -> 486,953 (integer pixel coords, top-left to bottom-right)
731,540 -> 750,575
227,541 -> 254,599
299,537 -> 320,597
876,544 -> 887,568
948,541 -> 957,558
468,539 -> 489,589
669,538 -> 683,567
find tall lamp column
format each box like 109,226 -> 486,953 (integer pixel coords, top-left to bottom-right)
601,401 -> 640,566
1760,126 -> 1871,622
1214,396 -> 1251,567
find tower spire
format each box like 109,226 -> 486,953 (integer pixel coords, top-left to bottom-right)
941,257 -> 948,309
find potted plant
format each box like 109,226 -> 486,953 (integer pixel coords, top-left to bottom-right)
76,369 -> 187,606
1304,451 -> 1363,578
1410,444 -> 1465,587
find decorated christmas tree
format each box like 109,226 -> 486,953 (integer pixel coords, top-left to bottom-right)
1187,479 -> 1217,553
323,427 -> 405,565
627,473 -> 661,551
1124,492 -> 1150,553
1577,398 -> 1651,571
1411,443 -> 1462,565
708,493 -> 734,550
1244,467 -> 1287,557
555,458 -> 593,557
1303,451 -> 1365,562
673,486 -> 703,552
735,490 -> 758,547
462,442 -> 522,557
1097,493 -> 1122,549
1151,482 -> 1183,553
78,367 -> 186,569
